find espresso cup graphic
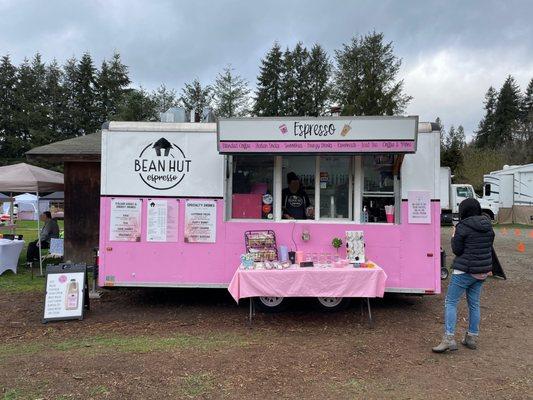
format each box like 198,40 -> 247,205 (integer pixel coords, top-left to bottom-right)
340,124 -> 352,136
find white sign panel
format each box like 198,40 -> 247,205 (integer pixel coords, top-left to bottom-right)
102,130 -> 224,197
408,191 -> 431,224
109,199 -> 142,241
44,272 -> 85,320
147,199 -> 179,242
184,200 -> 217,243
218,117 -> 418,154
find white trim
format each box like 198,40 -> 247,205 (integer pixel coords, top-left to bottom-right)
385,287 -> 433,294
274,156 -> 282,221
107,282 -> 229,289
353,156 -> 362,222
314,155 -> 320,220
108,121 -> 216,132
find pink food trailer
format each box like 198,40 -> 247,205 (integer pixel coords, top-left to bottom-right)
98,117 -> 441,310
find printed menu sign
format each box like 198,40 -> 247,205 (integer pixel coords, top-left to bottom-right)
184,200 -> 217,243
408,191 -> 431,224
43,265 -> 87,322
147,199 -> 179,242
109,199 -> 142,241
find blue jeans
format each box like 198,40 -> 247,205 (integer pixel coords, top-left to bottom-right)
444,273 -> 484,336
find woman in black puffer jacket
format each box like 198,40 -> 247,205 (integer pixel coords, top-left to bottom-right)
432,198 -> 495,353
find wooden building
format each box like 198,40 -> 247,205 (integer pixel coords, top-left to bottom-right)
26,132 -> 101,264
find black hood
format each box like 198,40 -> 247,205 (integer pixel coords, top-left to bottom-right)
459,197 -> 482,220
461,215 -> 492,233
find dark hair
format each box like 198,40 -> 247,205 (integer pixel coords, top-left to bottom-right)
458,198 -> 482,220
43,211 -> 52,219
287,172 -> 299,184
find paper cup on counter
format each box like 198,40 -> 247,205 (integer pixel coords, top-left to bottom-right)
385,205 -> 394,223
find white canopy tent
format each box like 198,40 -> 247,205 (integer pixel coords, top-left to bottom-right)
0,163 -> 64,275
2,193 -> 50,220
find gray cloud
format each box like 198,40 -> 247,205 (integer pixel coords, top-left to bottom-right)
1,0 -> 532,138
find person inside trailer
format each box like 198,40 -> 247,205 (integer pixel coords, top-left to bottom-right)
282,172 -> 313,220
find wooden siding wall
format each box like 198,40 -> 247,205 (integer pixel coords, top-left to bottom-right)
64,162 -> 100,264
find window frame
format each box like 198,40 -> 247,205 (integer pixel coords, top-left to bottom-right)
225,153 -> 401,224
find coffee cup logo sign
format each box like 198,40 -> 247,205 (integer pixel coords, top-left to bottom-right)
134,137 -> 192,190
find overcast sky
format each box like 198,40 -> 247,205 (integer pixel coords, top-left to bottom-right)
1,0 -> 532,138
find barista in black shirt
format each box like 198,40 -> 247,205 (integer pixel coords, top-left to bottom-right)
282,172 -> 312,219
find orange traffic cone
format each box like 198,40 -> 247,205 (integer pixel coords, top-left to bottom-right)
514,229 -> 522,237
517,242 -> 525,253
529,230 -> 533,239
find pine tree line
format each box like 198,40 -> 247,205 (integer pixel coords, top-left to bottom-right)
474,75 -> 533,162
0,52 -> 130,163
1,31 -> 412,164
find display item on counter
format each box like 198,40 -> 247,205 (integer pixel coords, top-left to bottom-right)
279,245 -> 289,262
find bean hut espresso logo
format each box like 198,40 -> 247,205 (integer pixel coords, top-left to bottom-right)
134,137 -> 191,190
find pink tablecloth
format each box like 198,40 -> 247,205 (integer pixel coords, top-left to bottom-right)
227,265 -> 388,303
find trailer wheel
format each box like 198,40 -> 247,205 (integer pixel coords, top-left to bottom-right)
441,267 -> 449,280
253,297 -> 287,313
314,297 -> 351,312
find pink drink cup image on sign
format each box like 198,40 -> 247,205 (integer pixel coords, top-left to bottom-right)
340,123 -> 352,136
58,275 -> 67,283
65,279 -> 79,310
279,124 -> 288,134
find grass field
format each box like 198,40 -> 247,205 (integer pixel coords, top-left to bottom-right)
0,220 -> 64,293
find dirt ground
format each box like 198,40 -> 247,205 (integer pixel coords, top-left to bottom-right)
1,227 -> 532,400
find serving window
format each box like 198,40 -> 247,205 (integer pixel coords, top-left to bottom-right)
227,153 -> 401,223
229,155 -> 274,219
362,155 -> 397,223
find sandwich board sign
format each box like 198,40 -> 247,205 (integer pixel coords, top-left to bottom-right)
43,264 -> 89,323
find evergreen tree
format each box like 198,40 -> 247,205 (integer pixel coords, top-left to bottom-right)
334,31 -> 411,116
96,52 -> 130,123
441,124 -> 465,176
307,44 -> 332,116
180,78 -> 212,121
44,59 -> 68,142
114,87 -> 157,121
151,84 -> 180,115
73,53 -> 98,135
291,42 -> 312,115
61,57 -> 79,138
280,46 -> 297,115
0,55 -> 18,162
13,57 -> 43,154
519,78 -> 533,162
474,86 -> 498,147
213,65 -> 251,117
491,75 -> 521,146
254,43 -> 284,116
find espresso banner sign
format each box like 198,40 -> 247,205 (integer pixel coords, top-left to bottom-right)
218,116 -> 418,154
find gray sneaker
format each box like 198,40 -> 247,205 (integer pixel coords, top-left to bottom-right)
461,332 -> 477,350
432,335 -> 458,353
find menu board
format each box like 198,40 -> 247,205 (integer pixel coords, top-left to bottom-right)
184,200 -> 217,243
408,191 -> 431,224
43,265 -> 87,322
109,199 -> 142,241
147,199 -> 179,242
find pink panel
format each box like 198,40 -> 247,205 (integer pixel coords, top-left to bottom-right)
98,197 -> 440,293
219,140 -> 415,153
231,194 -> 262,219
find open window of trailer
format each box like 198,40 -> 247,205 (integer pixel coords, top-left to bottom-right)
226,153 -> 402,223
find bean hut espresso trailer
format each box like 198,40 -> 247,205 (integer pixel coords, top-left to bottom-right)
99,117 -> 441,308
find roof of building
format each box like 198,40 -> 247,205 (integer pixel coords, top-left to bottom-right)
26,132 -> 101,162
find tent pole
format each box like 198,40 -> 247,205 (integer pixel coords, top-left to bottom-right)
9,192 -> 14,234
37,191 -> 43,276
